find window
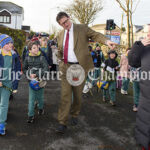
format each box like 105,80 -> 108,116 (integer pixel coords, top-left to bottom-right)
0,16 -> 3,22
6,16 -> 10,23
3,16 -> 6,23
0,10 -> 11,24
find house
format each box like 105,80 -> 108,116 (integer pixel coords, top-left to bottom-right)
0,1 -> 24,30
91,23 -> 149,46
121,24 -> 149,45
133,24 -> 148,41
91,24 -> 121,44
91,24 -> 121,35
91,24 -> 107,34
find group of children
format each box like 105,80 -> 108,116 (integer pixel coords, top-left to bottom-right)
89,43 -> 140,109
0,33 -> 140,136
0,34 -> 54,135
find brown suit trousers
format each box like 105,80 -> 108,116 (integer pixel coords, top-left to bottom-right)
57,24 -> 108,125
58,62 -> 87,125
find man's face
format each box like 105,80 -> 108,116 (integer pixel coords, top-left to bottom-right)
59,16 -> 72,30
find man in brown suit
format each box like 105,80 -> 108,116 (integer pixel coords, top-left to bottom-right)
56,12 -> 117,133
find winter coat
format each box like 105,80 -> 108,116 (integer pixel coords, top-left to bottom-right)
91,50 -> 105,67
23,52 -> 49,81
22,46 -> 53,66
0,49 -> 21,90
102,57 -> 119,81
128,41 -> 150,150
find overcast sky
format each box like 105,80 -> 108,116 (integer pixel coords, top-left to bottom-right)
1,0 -> 150,32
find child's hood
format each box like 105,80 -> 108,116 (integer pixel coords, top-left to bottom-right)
107,50 -> 118,59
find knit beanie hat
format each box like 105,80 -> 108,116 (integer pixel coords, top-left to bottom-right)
0,34 -> 13,48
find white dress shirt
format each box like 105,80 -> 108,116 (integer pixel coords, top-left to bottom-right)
63,23 -> 78,63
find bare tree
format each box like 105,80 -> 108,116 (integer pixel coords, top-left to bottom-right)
115,0 -> 140,47
130,0 -> 140,45
115,0 -> 130,47
64,0 -> 103,25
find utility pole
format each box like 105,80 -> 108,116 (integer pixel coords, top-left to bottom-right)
120,12 -> 124,45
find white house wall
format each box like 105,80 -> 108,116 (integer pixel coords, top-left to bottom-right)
0,13 -> 23,30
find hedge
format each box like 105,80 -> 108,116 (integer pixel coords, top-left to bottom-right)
0,26 -> 26,56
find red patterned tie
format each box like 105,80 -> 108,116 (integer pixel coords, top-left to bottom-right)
64,30 -> 69,64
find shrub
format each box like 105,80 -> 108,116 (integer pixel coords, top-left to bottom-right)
0,26 -> 26,56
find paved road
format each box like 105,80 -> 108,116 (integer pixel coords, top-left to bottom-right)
1,76 -> 141,150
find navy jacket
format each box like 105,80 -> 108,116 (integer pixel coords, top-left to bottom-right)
0,49 -> 21,90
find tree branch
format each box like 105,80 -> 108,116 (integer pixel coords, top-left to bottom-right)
115,0 -> 127,12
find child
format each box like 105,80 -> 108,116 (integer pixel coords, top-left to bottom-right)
22,39 -> 50,67
40,37 -> 52,68
102,50 -> 119,106
0,34 -> 21,135
120,48 -> 131,95
94,43 -> 105,79
23,41 -> 48,123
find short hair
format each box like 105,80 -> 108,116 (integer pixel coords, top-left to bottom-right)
28,41 -> 39,50
56,12 -> 69,23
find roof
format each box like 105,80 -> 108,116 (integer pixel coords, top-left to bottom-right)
91,24 -> 106,30
0,24 -> 8,28
134,25 -> 144,32
91,23 -> 121,33
0,1 -> 23,14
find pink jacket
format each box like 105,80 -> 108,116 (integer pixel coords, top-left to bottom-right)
120,54 -> 130,78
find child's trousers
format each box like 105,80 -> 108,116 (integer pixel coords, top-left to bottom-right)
28,86 -> 44,117
133,81 -> 140,106
0,87 -> 11,124
94,67 -> 101,79
103,81 -> 116,102
122,77 -> 130,91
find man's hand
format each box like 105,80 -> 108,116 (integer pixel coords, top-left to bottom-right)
141,38 -> 150,46
106,40 -> 117,49
0,82 -> 2,87
51,45 -> 56,49
30,74 -> 36,79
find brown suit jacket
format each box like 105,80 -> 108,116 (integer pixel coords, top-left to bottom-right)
57,24 -> 108,72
